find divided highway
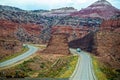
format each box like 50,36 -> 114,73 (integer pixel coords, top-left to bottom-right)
70,49 -> 97,80
0,45 -> 38,67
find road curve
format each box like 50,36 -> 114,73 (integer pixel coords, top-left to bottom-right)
70,49 -> 97,80
0,45 -> 38,67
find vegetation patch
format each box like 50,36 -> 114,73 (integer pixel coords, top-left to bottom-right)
92,56 -> 120,80
57,55 -> 78,78
0,47 -> 29,63
0,55 -> 78,78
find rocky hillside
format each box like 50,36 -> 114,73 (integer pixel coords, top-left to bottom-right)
100,18 -> 120,32
0,19 -> 42,43
42,33 -> 70,55
0,5 -> 24,12
69,17 -> 120,69
0,4 -> 102,43
71,0 -> 120,19
0,36 -> 22,60
92,17 -> 120,68
0,5 -> 102,27
94,31 -> 120,68
41,7 -> 77,16
1,1 -> 119,45
52,25 -> 91,42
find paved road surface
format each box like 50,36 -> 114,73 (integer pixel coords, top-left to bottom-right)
0,45 -> 38,67
70,49 -> 97,80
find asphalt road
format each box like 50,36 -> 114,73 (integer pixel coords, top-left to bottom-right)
70,49 -> 97,80
0,44 -> 38,67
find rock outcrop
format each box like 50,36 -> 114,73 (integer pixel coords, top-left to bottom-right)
100,18 -> 120,32
0,19 -> 42,43
52,25 -> 90,42
69,32 -> 95,52
93,31 -> 120,68
41,7 -> 77,17
42,33 -> 70,55
93,18 -> 120,68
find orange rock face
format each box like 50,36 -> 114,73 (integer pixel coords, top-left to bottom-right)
94,31 -> 120,68
100,19 -> 120,32
0,19 -> 43,59
52,25 -> 89,42
0,19 -> 43,37
42,33 -> 70,55
93,18 -> 120,68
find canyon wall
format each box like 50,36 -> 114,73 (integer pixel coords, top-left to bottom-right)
93,18 -> 120,68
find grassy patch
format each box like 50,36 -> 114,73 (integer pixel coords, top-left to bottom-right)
92,56 -> 120,80
0,47 -> 29,63
92,56 -> 107,80
57,55 -> 78,78
38,55 -> 78,78
0,55 -> 78,78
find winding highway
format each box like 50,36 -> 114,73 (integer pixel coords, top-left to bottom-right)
0,45 -> 38,68
0,45 -> 97,80
70,49 -> 97,80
